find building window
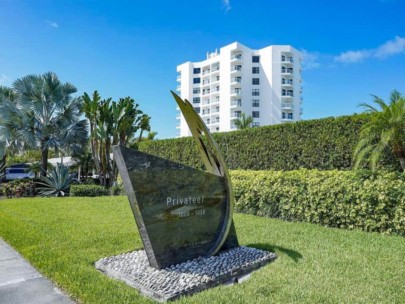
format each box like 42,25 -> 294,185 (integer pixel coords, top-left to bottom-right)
252,55 -> 260,63
282,89 -> 294,97
252,122 -> 260,127
282,112 -> 286,119
193,78 -> 201,84
207,119 -> 210,124
216,127 -> 219,131
252,67 -> 260,74
193,97 -> 200,104
288,113 -> 293,119
194,107 -> 200,113
252,99 -> 260,107
193,88 -> 201,94
193,68 -> 201,74
282,78 -> 293,85
252,89 -> 260,96
281,55 -> 286,62
252,111 -> 260,118
252,78 -> 260,85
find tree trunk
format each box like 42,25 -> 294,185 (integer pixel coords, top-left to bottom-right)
399,157 -> 405,172
41,146 -> 49,177
138,130 -> 144,143
91,138 -> 103,185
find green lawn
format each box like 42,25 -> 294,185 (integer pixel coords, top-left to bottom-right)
0,197 -> 404,304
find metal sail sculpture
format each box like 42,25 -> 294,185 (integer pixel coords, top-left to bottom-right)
113,91 -> 238,269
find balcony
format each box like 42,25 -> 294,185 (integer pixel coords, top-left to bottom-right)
231,77 -> 242,85
282,118 -> 294,122
176,85 -> 181,91
231,112 -> 242,118
211,65 -> 220,73
281,79 -> 293,86
176,75 -> 181,82
211,76 -> 220,84
176,114 -> 181,119
281,103 -> 294,110
231,54 -> 242,62
281,57 -> 294,65
231,88 -> 242,97
281,68 -> 294,74
231,99 -> 242,107
176,124 -> 180,129
202,69 -> 211,75
231,66 -> 242,74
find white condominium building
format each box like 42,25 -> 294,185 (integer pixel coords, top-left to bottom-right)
176,41 -> 302,137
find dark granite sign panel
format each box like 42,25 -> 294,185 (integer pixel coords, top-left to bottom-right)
113,92 -> 238,269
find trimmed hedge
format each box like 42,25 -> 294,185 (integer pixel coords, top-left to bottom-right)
139,114 -> 399,171
230,170 -> 405,236
1,179 -> 36,198
70,185 -> 110,197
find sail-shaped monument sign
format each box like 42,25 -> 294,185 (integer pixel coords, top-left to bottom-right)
113,91 -> 238,269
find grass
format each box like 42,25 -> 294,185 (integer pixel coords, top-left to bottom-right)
0,197 -> 404,304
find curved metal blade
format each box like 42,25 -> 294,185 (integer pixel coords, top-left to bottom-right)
171,91 -> 234,256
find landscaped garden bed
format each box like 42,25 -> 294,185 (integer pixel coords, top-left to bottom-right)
1,197 -> 404,303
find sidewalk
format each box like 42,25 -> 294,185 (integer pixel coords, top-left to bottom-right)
0,238 -> 74,304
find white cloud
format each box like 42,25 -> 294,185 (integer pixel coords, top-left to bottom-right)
334,36 -> 405,63
300,50 -> 322,69
222,0 -> 231,12
374,36 -> 405,58
46,20 -> 59,28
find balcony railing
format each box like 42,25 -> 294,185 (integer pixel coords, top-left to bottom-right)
231,100 -> 242,107
231,54 -> 242,60
281,103 -> 294,109
282,92 -> 294,97
281,57 -> 294,63
176,75 -> 181,81
281,68 -> 294,74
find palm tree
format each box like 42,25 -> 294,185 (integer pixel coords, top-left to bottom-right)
0,72 -> 89,176
0,86 -> 24,165
354,90 -> 405,172
147,131 -> 158,140
234,112 -> 254,129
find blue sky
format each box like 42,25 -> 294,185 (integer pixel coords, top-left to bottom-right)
1,0 -> 404,139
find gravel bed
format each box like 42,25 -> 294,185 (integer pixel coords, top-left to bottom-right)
95,246 -> 277,302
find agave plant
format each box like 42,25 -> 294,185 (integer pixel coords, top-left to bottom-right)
37,163 -> 75,196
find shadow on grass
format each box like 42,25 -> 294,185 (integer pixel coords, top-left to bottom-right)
247,243 -> 303,263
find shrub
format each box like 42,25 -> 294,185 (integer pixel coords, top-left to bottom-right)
1,179 -> 36,198
138,113 -> 399,171
70,185 -> 110,197
231,170 -> 405,236
110,184 -> 125,196
37,163 -> 75,197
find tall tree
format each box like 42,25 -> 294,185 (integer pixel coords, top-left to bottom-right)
234,112 -> 254,130
354,90 -> 405,172
0,72 -> 88,176
82,91 -> 151,186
